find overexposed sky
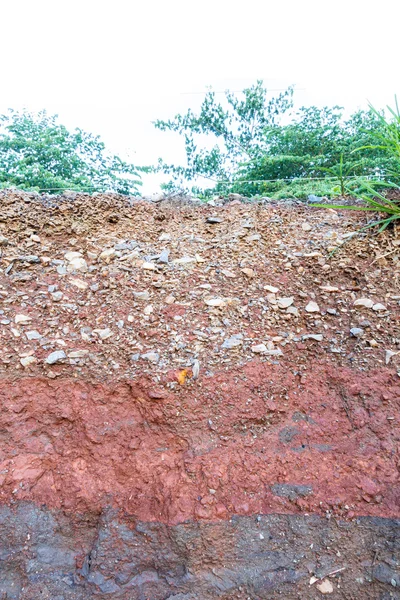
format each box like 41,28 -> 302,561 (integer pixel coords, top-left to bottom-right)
1,0 -> 399,191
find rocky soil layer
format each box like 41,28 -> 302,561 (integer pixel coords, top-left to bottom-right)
0,190 -> 399,598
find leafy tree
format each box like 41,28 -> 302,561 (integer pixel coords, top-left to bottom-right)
0,110 -> 143,194
154,80 -> 294,185
154,82 -> 398,198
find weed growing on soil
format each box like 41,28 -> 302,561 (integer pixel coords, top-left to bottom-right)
314,98 -> 400,232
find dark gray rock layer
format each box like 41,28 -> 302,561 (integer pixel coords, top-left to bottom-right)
0,503 -> 399,599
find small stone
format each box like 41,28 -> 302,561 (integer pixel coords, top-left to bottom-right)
222,334 -> 243,349
16,255 -> 40,263
368,339 -> 379,347
158,249 -> 170,264
159,233 -> 171,241
241,268 -> 255,278
205,298 -> 226,308
15,314 -> 32,324
67,257 -> 88,273
316,579 -> 334,594
354,298 -> 374,308
264,285 -> 279,294
31,234 -> 41,242
143,305 -> 153,315
277,297 -> 294,309
64,251 -> 83,262
286,306 -> 299,317
372,303 -> 387,311
57,265 -> 67,275
221,269 -> 236,278
142,352 -> 160,363
133,291 -> 150,301
173,256 -> 196,265
191,359 -> 200,379
93,328 -> 113,340
99,248 -> 115,261
206,216 -> 223,224
302,334 -> 323,341
0,235 -> 9,246
359,320 -> 371,327
45,350 -> 67,365
327,308 -> 337,315
69,278 -> 89,290
305,301 -> 320,313
142,261 -> 156,270
301,222 -> 312,231
20,356 -> 37,368
350,327 -> 364,338
68,350 -> 89,358
386,350 -> 398,364
251,343 -> 268,353
165,295 -> 175,304
264,348 -> 283,356
25,330 -> 42,340
51,291 -> 63,302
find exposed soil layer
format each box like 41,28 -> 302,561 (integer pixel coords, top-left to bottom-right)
0,503 -> 399,599
0,192 -> 399,598
0,367 -> 399,524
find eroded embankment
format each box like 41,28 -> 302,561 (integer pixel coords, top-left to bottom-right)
0,191 -> 400,598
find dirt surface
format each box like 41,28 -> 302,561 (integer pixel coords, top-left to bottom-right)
0,190 -> 399,598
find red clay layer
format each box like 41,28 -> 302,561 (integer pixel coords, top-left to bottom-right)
0,361 -> 399,525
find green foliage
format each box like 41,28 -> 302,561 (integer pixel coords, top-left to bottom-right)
0,110 -> 143,195
154,82 -> 398,199
315,99 -> 400,232
154,80 -> 294,183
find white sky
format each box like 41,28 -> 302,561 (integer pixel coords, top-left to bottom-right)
1,0 -> 399,192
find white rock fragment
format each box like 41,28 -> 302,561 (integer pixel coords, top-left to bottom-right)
141,261 -> 156,270
301,222 -> 312,231
264,285 -> 279,294
67,257 -> 88,273
277,297 -> 294,309
20,356 -> 37,368
305,301 -> 320,313
385,350 -> 398,365
302,334 -> 323,341
143,305 -> 153,315
141,352 -> 160,363
221,269 -> 236,278
51,291 -> 63,302
354,298 -> 374,308
251,344 -> 268,353
45,350 -> 67,365
222,334 -> 243,349
93,328 -> 113,340
25,330 -> 42,340
159,233 -> 171,241
316,579 -> 334,594
264,348 -> 283,356
15,314 -> 32,324
99,248 -> 115,261
68,350 -> 89,359
350,328 -> 364,338
372,303 -> 387,311
173,256 -> 196,265
64,251 -> 83,262
191,359 -> 200,379
69,278 -> 89,290
205,298 -> 226,308
133,291 -> 150,301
